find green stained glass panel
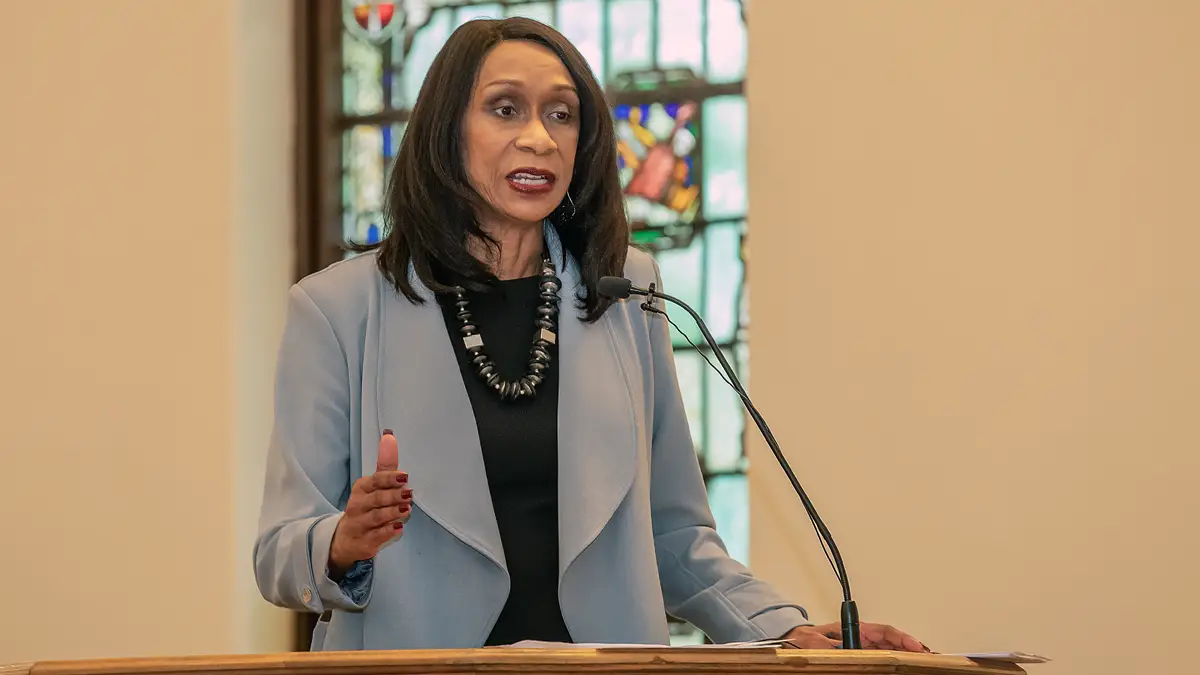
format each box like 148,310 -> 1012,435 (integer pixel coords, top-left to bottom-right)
396,8 -> 455,109
656,236 -> 704,348
703,221 -> 745,344
669,626 -> 706,646
455,3 -> 505,26
739,261 -> 750,332
657,0 -> 703,74
342,125 -> 387,246
702,95 -> 748,220
505,1 -> 555,25
708,474 -> 749,564
705,0 -> 747,84
672,350 -> 706,457
736,341 -> 750,392
705,347 -> 745,472
608,0 -> 653,83
343,35 -> 384,115
557,0 -> 604,82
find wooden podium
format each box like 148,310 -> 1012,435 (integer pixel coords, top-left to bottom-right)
5,647 -> 1026,675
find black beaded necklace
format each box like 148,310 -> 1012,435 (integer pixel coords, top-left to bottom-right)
451,250 -> 561,402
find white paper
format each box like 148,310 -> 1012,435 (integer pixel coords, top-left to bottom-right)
950,651 -> 1051,664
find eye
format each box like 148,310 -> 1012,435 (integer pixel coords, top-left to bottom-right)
493,104 -> 518,118
549,110 -> 572,123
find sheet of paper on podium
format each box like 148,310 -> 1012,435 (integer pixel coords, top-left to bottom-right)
948,651 -> 1051,664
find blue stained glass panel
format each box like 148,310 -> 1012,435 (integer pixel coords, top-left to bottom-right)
557,0 -> 605,82
708,474 -> 750,564
607,0 -> 653,82
657,0 -> 703,74
382,126 -> 394,159
702,96 -> 748,220
505,1 -> 555,25
705,0 -> 747,84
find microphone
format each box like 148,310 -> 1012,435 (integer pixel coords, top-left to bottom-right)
596,276 -> 635,300
598,275 -> 862,650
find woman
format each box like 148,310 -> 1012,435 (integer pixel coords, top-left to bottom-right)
255,17 -> 926,652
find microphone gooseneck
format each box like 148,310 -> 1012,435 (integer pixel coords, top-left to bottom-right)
598,275 -> 862,649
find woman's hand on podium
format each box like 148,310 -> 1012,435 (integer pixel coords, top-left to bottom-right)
784,622 -> 930,652
328,430 -> 412,577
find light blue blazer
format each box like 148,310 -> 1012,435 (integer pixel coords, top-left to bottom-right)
254,224 -> 810,650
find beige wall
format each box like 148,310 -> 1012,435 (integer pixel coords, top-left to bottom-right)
0,0 -> 293,662
747,2 -> 1200,674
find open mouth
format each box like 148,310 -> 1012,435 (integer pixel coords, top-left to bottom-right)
506,168 -> 556,194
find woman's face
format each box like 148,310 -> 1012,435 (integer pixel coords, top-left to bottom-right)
462,40 -> 580,230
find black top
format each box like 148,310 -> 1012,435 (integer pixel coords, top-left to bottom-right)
437,275 -> 572,646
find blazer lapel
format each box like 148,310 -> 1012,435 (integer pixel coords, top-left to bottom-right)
368,224 -> 640,584
374,269 -> 506,572
550,225 -> 640,579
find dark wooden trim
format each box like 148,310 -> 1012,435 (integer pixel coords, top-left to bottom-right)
315,0 -> 347,274
293,0 -> 316,283
333,110 -> 413,128
295,0 -> 347,283
608,82 -> 744,106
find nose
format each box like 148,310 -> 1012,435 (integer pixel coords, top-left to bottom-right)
515,118 -> 558,156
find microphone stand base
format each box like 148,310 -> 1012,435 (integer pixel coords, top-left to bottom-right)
840,600 -> 862,649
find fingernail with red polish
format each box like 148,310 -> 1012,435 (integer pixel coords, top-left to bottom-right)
396,474 -> 408,484
401,488 -> 413,499
393,522 -> 404,531
383,429 -> 394,436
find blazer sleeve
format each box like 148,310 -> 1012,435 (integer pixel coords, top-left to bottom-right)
252,284 -> 373,614
645,260 -> 812,643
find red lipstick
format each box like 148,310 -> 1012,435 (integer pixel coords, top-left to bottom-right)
506,167 -> 556,194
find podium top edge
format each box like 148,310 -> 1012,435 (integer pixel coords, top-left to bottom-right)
10,649 -> 1025,675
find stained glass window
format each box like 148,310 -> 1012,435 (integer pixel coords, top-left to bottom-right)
317,0 -> 749,645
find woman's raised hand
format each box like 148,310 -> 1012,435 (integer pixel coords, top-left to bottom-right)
328,430 -> 412,575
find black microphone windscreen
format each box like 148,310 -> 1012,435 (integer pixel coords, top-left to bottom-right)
597,276 -> 633,299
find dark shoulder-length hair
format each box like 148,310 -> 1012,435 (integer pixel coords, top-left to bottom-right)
357,17 -> 628,322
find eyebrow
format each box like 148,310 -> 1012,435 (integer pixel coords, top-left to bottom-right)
483,78 -> 578,94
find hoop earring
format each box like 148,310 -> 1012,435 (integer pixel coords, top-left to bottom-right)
558,193 -> 577,222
